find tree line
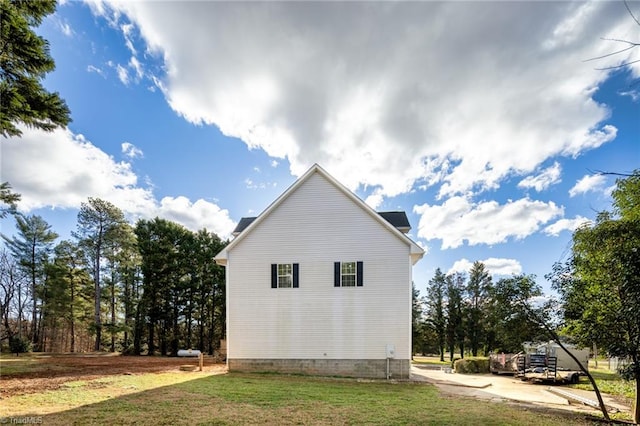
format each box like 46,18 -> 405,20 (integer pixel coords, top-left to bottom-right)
412,171 -> 639,423
2,0 -> 638,420
412,263 -> 548,361
0,195 -> 227,356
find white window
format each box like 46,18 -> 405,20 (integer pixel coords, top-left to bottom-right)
271,263 -> 299,288
278,263 -> 292,288
334,261 -> 363,287
341,262 -> 357,287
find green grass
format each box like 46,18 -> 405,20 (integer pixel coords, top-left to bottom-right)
411,355 -> 451,365
570,368 -> 635,400
0,352 -> 69,375
1,372 -> 599,425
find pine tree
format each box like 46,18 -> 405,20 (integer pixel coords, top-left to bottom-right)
466,261 -> 492,356
46,241 -> 92,352
425,268 -> 447,361
2,215 -> 58,348
446,273 -> 465,360
74,198 -> 126,351
0,182 -> 21,218
0,0 -> 71,137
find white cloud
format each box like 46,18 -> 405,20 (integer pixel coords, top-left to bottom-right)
448,258 -> 522,277
57,19 -> 73,37
518,162 -> 562,192
121,23 -> 137,55
116,64 -> 129,85
415,240 -> 430,254
1,126 -> 153,213
544,216 -> 592,236
87,65 -> 105,78
129,56 -> 144,80
1,127 -> 236,239
365,191 -> 384,209
245,178 -> 276,190
121,142 -> 143,159
569,174 -> 607,197
86,1 -> 635,203
619,90 -> 640,102
157,196 -> 236,238
413,196 -> 563,249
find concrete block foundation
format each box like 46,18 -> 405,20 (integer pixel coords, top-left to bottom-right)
228,358 -> 410,379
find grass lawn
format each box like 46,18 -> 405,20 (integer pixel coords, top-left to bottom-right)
1,371 -> 600,425
570,367 -> 635,401
411,355 -> 451,366
0,352 -> 73,375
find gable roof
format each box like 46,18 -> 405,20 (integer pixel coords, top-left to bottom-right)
215,164 -> 424,265
378,211 -> 411,233
231,217 -> 256,237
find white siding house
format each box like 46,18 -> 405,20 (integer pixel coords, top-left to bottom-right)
214,164 -> 424,378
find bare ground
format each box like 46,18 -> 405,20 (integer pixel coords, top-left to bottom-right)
0,353 -> 226,397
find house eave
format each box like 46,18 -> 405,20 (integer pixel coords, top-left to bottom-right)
214,250 -> 228,266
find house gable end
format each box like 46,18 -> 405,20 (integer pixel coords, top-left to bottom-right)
215,164 -> 424,264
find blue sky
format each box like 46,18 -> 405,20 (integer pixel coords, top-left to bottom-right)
1,1 -> 638,296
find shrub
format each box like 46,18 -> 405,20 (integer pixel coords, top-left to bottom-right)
121,346 -> 139,356
451,357 -> 461,369
454,357 -> 490,374
9,336 -> 32,356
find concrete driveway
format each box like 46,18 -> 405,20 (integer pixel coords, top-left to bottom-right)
410,366 -> 630,416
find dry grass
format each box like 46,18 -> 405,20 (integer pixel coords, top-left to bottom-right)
1,370 -> 601,425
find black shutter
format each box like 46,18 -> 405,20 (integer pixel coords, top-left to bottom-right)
293,263 -> 299,288
334,262 -> 341,287
271,264 -> 277,288
356,261 -> 363,287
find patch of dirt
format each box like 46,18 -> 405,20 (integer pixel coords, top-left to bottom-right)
0,353 -> 226,397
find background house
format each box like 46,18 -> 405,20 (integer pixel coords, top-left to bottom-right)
215,164 -> 424,378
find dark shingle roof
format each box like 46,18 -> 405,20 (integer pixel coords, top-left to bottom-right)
232,211 -> 411,237
231,217 -> 256,236
378,211 -> 411,233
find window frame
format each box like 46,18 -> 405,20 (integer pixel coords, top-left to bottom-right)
334,261 -> 363,287
341,262 -> 357,287
278,263 -> 293,288
271,263 -> 299,288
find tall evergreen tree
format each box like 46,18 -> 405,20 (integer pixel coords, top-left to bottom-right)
134,219 -> 226,356
134,218 -> 189,355
466,261 -> 492,356
115,228 -> 141,352
0,0 -> 71,137
192,229 -> 226,354
2,214 -> 58,348
74,198 -> 126,351
446,272 -> 465,360
46,241 -> 91,352
0,182 -> 21,218
411,283 -> 424,356
425,268 -> 447,361
102,222 -> 137,352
